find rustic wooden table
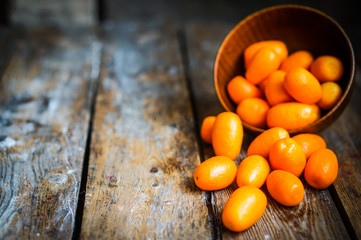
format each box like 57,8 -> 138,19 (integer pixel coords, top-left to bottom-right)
0,3 -> 360,239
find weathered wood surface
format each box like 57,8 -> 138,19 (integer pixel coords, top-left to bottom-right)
0,28 -> 101,239
80,22 -> 211,239
0,8 -> 360,240
184,22 -> 353,239
9,0 -> 96,27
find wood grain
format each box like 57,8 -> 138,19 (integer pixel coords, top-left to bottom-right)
184,22 -> 350,239
0,28 -> 101,239
80,21 -> 211,239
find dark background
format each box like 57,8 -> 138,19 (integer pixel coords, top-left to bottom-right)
102,2 -> 359,36
1,0 -> 360,60
101,0 -> 358,25
102,0 -> 360,63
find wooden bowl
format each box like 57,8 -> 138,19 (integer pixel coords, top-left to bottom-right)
214,5 -> 355,135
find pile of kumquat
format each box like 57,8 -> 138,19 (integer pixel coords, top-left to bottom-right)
196,116 -> 338,232
194,40 -> 342,232
227,40 -> 344,130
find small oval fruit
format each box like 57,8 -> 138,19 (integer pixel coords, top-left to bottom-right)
212,112 -> 243,160
247,127 -> 289,159
246,47 -> 282,85
236,98 -> 270,129
267,102 -> 320,130
200,116 -> 216,144
317,82 -> 343,110
266,170 -> 304,206
269,138 -> 306,177
283,67 -> 322,104
244,40 -> 288,69
304,148 -> 338,189
280,50 -> 313,72
227,76 -> 263,104
222,186 -> 267,232
194,156 -> 237,191
310,55 -> 344,82
292,133 -> 327,159
236,155 -> 270,188
264,70 -> 293,106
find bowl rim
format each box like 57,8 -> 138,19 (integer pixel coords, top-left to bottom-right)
214,4 -> 355,135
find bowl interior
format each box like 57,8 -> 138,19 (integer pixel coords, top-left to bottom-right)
214,5 -> 355,135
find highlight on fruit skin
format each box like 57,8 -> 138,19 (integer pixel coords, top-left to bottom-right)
280,50 -> 313,72
227,76 -> 263,104
247,127 -> 290,159
269,138 -> 307,177
212,112 -> 243,160
317,82 -> 343,110
304,148 -> 339,189
266,102 -> 320,130
243,40 -> 288,70
264,70 -> 293,106
292,133 -> 327,159
310,55 -> 344,82
193,156 -> 237,191
266,170 -> 305,207
222,186 -> 267,232
246,47 -> 282,85
236,98 -> 270,129
236,155 -> 270,188
283,67 -> 322,104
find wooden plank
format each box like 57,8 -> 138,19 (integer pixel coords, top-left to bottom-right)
321,66 -> 361,239
184,22 -> 351,239
0,28 -> 101,239
10,0 -> 96,27
104,0 -> 177,22
80,21 -> 211,239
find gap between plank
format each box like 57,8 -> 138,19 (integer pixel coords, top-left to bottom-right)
329,185 -> 357,239
72,41 -> 103,240
97,0 -> 106,23
177,27 -> 222,240
0,31 -> 17,84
